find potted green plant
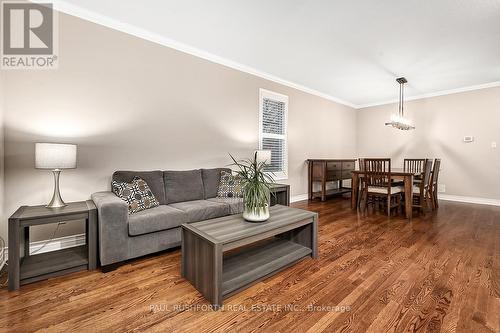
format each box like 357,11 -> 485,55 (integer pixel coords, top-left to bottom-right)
230,152 -> 275,222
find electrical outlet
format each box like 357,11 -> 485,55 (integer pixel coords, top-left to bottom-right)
438,184 -> 446,193
492,142 -> 497,149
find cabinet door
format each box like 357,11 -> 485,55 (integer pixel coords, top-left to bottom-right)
311,162 -> 325,180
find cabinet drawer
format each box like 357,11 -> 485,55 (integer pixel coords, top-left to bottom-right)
327,171 -> 342,181
326,162 -> 341,171
342,161 -> 355,170
341,170 -> 353,179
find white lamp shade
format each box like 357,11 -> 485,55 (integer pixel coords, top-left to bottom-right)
255,150 -> 272,165
35,143 -> 77,169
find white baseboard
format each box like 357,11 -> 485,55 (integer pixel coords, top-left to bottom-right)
291,194 -> 308,203
438,194 -> 500,207
4,233 -> 86,260
29,233 -> 87,255
290,192 -> 500,207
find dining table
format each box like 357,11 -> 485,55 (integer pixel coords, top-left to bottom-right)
351,169 -> 419,219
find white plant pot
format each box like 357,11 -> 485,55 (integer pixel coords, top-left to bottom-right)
243,205 -> 270,222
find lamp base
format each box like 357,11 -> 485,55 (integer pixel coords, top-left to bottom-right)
47,169 -> 67,208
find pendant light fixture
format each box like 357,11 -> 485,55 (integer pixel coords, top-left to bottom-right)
385,77 -> 415,130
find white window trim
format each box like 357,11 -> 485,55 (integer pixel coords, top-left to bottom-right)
259,88 -> 289,180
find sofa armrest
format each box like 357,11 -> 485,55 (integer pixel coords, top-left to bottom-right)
91,191 -> 129,266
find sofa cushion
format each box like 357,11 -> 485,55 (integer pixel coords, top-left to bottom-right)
202,168 -> 231,199
164,170 -> 204,204
113,171 -> 166,205
217,170 -> 244,198
128,205 -> 187,236
112,177 -> 160,214
207,197 -> 244,215
169,200 -> 230,223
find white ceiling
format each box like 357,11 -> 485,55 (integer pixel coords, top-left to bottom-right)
52,0 -> 500,107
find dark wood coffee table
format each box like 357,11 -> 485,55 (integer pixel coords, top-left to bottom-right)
181,205 -> 318,307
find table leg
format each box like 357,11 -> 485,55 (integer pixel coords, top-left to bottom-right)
351,173 -> 359,209
88,208 -> 98,270
311,215 -> 318,258
212,243 -> 223,308
8,219 -> 21,291
404,175 -> 413,220
182,228 -> 223,308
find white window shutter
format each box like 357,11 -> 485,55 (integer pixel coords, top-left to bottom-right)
259,89 -> 288,180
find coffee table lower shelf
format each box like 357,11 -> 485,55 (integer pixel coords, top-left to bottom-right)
222,238 -> 311,297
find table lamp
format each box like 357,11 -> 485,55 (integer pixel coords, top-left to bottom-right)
35,143 -> 77,208
255,150 -> 272,165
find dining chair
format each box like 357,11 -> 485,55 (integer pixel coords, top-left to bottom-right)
361,158 -> 403,217
404,158 -> 430,184
428,159 -> 441,209
364,158 -> 390,173
403,159 -> 426,173
357,158 -> 365,208
411,159 -> 433,213
358,158 -> 365,171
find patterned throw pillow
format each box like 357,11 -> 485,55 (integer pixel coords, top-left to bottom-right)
217,170 -> 244,198
112,177 -> 159,214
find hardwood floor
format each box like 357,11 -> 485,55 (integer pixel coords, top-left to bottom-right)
0,198 -> 498,332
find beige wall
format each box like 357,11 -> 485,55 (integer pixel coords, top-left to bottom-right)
0,72 -> 4,242
357,86 -> 500,199
2,13 -> 357,242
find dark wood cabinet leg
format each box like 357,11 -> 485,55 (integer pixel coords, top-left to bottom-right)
321,162 -> 327,201
308,161 -> 313,200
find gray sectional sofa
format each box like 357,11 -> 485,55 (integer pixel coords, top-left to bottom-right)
91,168 -> 243,267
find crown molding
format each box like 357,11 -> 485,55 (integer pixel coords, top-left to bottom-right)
38,0 -> 357,108
357,81 -> 500,109
31,1 -> 500,110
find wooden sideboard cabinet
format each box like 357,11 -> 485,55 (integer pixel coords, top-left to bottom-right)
307,159 -> 356,201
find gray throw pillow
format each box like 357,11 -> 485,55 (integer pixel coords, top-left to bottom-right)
112,176 -> 159,214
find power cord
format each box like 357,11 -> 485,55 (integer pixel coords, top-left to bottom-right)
0,237 -> 7,288
0,237 -> 5,271
30,223 -> 61,255
0,224 -> 61,288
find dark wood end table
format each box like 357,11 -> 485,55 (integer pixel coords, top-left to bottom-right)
270,183 -> 290,206
8,200 -> 97,291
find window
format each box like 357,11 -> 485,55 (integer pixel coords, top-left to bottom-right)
259,89 -> 288,180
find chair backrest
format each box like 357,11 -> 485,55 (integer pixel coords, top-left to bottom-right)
421,159 -> 433,191
404,159 -> 427,173
363,158 -> 391,187
364,158 -> 391,173
358,158 -> 365,171
431,158 -> 441,185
